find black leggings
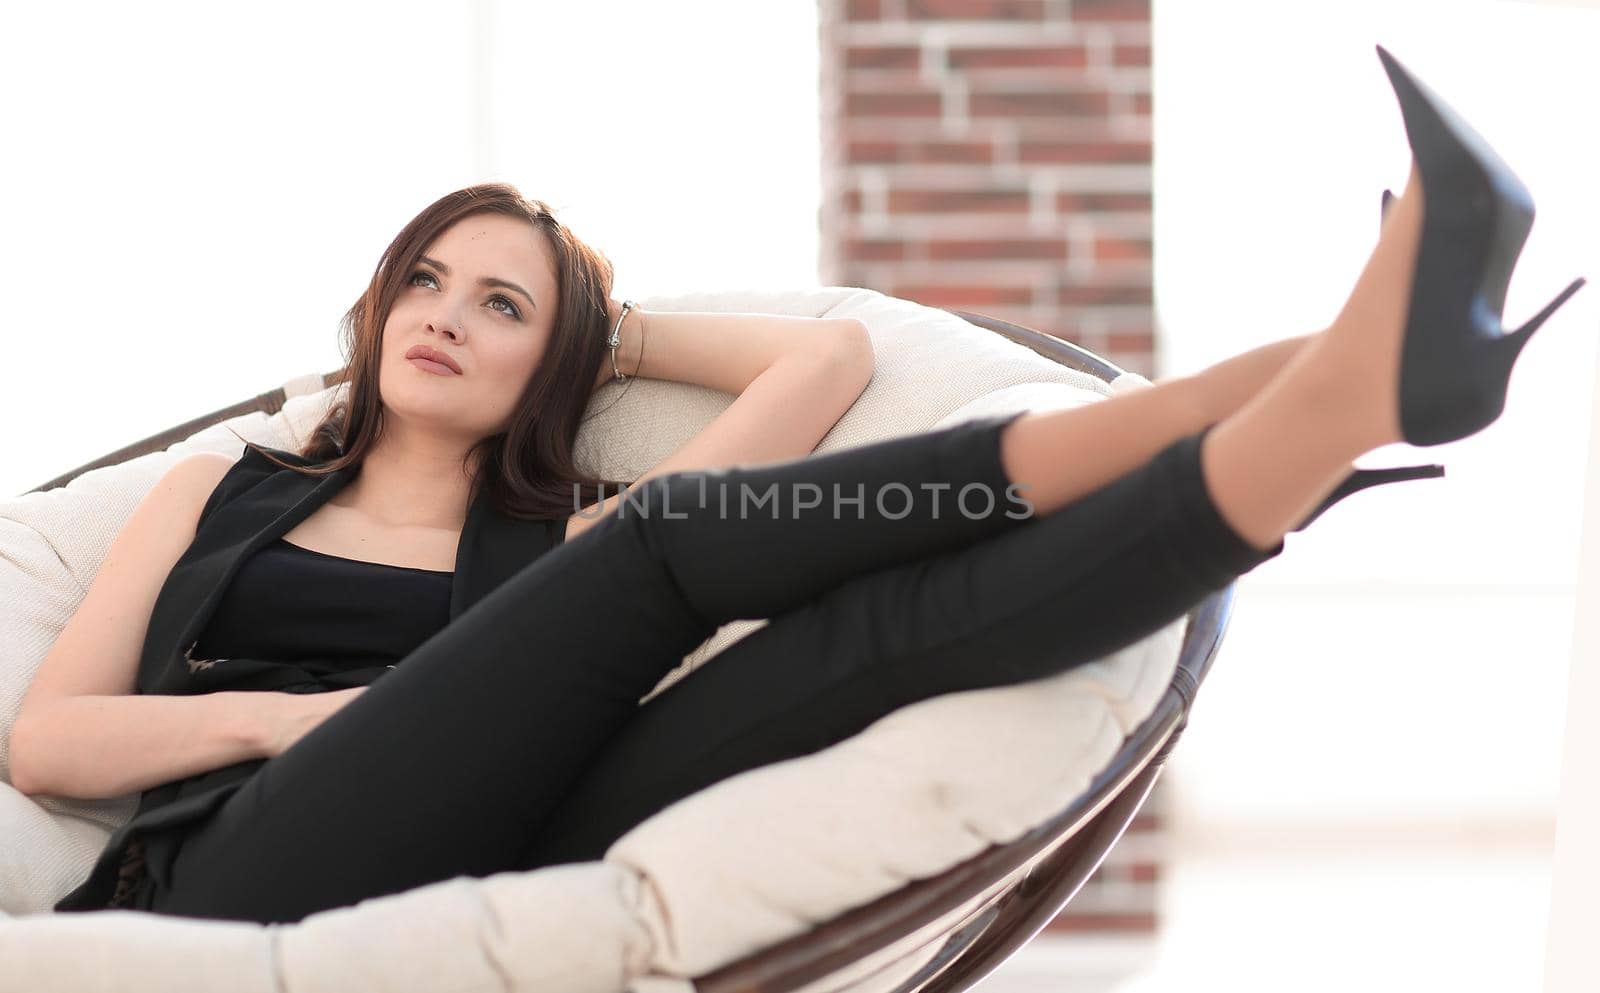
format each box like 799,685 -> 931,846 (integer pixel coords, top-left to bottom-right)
151,411 -> 1283,924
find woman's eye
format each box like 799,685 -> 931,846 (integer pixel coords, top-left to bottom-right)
406,270 -> 520,320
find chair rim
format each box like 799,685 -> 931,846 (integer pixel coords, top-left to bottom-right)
24,369 -> 347,496
23,309 -> 1232,993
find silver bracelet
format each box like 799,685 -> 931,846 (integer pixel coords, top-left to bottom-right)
608,300 -> 637,381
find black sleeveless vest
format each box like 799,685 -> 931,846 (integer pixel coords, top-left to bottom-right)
53,443 -> 566,913
138,443 -> 566,695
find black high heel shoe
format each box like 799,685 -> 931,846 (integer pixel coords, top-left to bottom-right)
1375,43 -> 1587,447
1290,461 -> 1445,532
1288,184 -> 1447,534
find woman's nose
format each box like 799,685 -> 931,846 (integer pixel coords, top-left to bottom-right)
428,308 -> 465,340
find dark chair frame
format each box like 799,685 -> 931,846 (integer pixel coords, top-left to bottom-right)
24,311 -> 1235,993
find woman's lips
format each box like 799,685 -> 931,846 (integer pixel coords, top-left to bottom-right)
408,356 -> 461,376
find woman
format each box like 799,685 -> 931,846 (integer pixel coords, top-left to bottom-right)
17,46 -> 1585,925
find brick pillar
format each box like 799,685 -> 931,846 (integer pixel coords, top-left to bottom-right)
818,0 -> 1155,379
818,0 -> 1163,937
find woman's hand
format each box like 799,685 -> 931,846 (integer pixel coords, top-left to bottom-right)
262,687 -> 368,759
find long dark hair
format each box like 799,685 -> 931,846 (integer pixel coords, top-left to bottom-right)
231,182 -> 632,520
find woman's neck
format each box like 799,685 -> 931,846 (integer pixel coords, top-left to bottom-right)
335,437 -> 478,532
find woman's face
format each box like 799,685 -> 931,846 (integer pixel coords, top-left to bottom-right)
379,213 -> 559,443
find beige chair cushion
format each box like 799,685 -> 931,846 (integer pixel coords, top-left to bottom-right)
0,286 -> 1177,993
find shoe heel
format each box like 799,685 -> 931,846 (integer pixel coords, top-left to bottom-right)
1499,276 -> 1588,363
1460,275 -> 1592,438
1291,463 -> 1446,533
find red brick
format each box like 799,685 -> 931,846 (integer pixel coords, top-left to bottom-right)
1093,233 -> 1153,261
1056,192 -> 1152,214
1057,284 -> 1150,306
1072,0 -> 1151,21
845,45 -> 922,70
1106,330 -> 1154,351
844,0 -> 885,20
847,238 -> 908,261
1113,43 -> 1151,67
846,140 -> 901,164
948,46 -> 1090,70
1020,139 -> 1151,165
1044,912 -> 1159,933
1134,91 -> 1153,114
970,89 -> 1110,118
905,0 -> 1048,21
888,189 -> 1030,213
927,238 -> 1067,261
852,138 -> 996,165
845,90 -> 943,117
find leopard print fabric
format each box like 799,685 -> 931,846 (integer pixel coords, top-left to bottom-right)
106,837 -> 148,910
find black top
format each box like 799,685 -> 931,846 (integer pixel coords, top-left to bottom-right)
190,537 -> 455,685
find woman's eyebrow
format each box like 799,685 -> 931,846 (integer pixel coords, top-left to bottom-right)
417,255 -> 537,312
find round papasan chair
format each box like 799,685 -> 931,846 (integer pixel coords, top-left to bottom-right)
0,286 -> 1239,993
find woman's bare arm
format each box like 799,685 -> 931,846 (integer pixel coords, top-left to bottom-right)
8,452 -> 288,799
595,304 -> 871,397
10,692 -> 285,799
569,313 -> 875,542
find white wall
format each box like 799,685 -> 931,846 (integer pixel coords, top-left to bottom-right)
1545,337 -> 1600,992
0,0 -> 821,497
1153,0 -> 1599,840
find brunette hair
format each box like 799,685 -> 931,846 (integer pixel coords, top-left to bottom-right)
230,182 -> 632,520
